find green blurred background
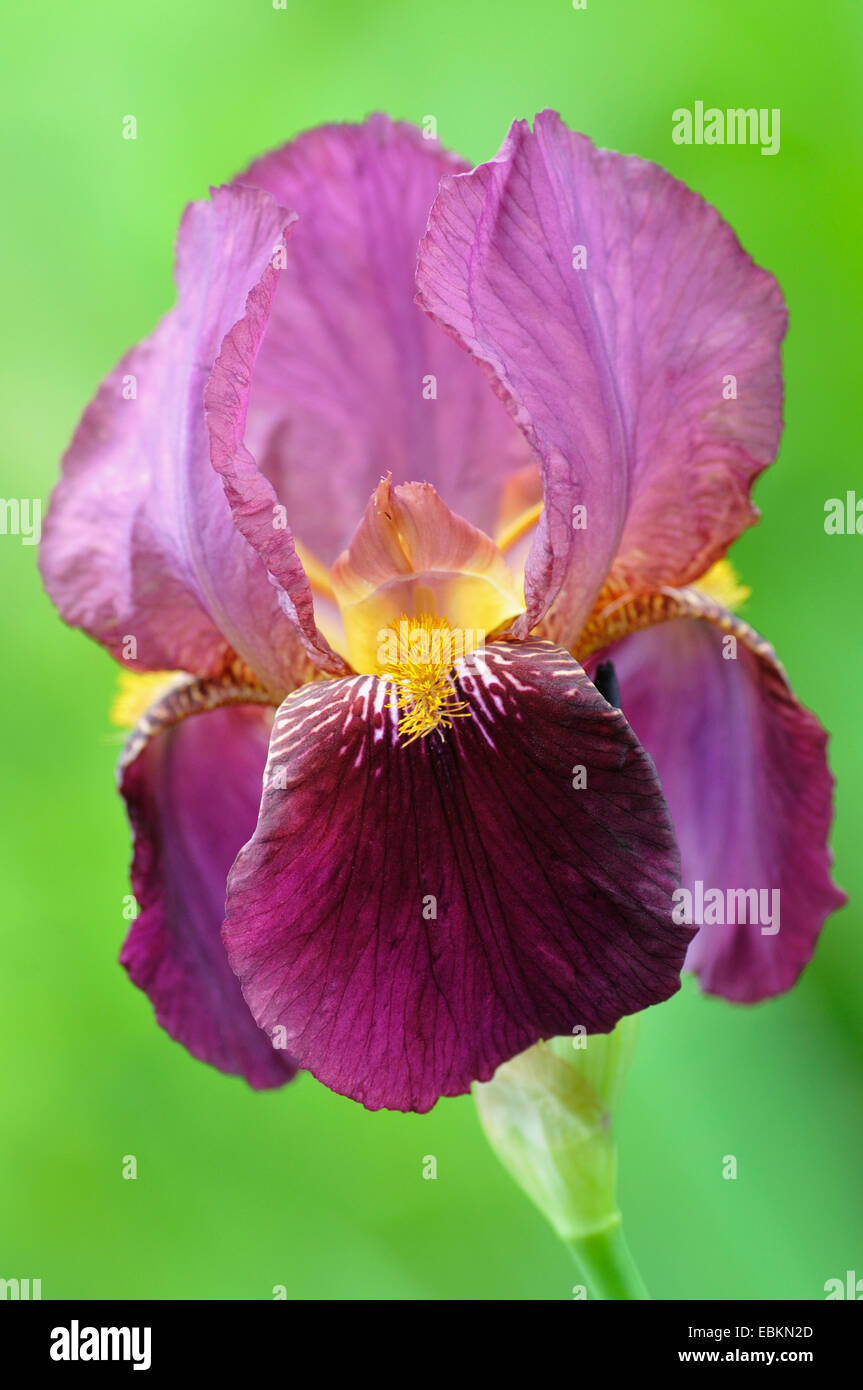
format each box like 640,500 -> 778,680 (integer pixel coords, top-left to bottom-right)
1,0 -> 861,1300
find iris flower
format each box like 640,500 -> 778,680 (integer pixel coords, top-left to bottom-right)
41,112 -> 843,1112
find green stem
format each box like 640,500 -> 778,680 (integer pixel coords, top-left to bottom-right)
565,1221 -> 650,1300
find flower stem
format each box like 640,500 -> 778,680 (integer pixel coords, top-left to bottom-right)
565,1220 -> 650,1300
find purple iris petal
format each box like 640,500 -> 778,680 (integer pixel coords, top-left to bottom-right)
40,186 -> 313,695
120,703 -> 296,1087
222,639 -> 689,1112
607,617 -> 846,1001
211,115 -> 533,578
203,223 -> 347,677
417,110 -> 787,645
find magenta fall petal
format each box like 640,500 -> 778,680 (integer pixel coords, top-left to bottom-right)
609,617 -> 846,1001
120,704 -> 297,1088
222,641 -> 689,1112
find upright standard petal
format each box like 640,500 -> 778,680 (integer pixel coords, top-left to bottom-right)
223,639 -> 689,1112
227,116 -> 534,565
604,605 -> 845,1001
417,110 -> 787,644
41,186 -> 316,693
119,700 -> 296,1088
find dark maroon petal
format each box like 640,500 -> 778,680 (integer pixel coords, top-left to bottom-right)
228,115 -> 533,564
120,704 -> 297,1088
223,639 -> 688,1112
607,615 -> 846,1002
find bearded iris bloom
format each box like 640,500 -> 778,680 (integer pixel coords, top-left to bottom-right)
41,112 -> 844,1113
